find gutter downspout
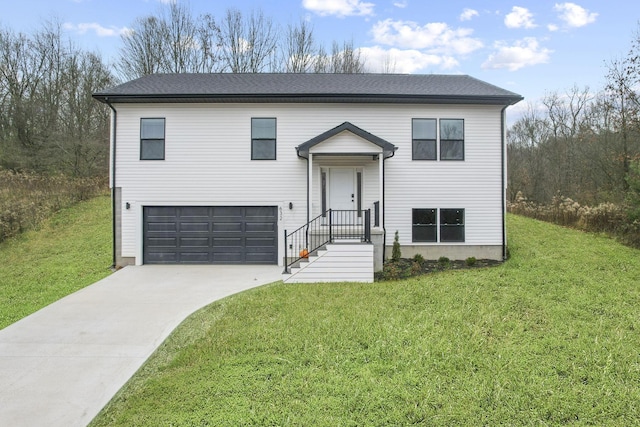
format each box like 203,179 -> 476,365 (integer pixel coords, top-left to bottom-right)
382,148 -> 396,262
501,104 -> 508,261
105,99 -> 117,269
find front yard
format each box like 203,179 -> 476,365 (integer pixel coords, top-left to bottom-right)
92,214 -> 640,426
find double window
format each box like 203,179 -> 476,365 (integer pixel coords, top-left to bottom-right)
412,208 -> 465,242
251,118 -> 276,160
140,118 -> 165,160
412,118 -> 464,161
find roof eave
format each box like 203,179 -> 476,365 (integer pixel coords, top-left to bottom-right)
93,93 -> 524,106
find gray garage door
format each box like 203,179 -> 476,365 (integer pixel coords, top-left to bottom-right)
143,206 -> 278,264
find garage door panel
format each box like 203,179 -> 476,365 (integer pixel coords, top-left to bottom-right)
147,237 -> 178,247
212,222 -> 243,232
146,206 -> 177,217
147,222 -> 177,232
179,237 -> 210,247
179,206 -> 209,217
179,222 -> 210,232
179,252 -> 211,263
145,251 -> 178,263
246,222 -> 276,232
245,237 -> 276,247
212,206 -> 243,217
144,206 -> 277,264
212,237 -> 243,247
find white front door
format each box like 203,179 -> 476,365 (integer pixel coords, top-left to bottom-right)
329,168 -> 355,211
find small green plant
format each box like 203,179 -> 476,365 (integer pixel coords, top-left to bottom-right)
391,230 -> 401,262
412,253 -> 425,264
465,256 -> 477,267
438,256 -> 450,268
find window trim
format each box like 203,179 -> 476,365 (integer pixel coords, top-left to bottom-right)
439,118 -> 465,161
412,118 -> 437,160
140,117 -> 166,161
251,117 -> 277,160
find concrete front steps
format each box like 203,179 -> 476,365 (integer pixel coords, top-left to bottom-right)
282,243 -> 374,283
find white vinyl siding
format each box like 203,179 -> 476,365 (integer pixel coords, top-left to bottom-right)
113,103 -> 504,261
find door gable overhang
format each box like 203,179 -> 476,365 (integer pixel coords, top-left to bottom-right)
296,122 -> 397,159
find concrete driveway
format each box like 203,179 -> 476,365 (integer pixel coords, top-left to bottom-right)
0,265 -> 282,427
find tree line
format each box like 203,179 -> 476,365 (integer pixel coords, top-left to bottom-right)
0,3 -> 368,177
507,25 -> 640,222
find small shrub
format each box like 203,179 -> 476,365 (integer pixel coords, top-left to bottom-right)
410,261 -> 423,275
465,257 -> 477,267
380,259 -> 413,281
391,231 -> 401,262
438,256 -> 450,268
412,253 -> 425,264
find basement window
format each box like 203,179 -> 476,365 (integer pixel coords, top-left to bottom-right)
412,208 -> 437,242
440,208 -> 465,242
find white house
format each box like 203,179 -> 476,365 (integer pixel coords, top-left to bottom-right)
93,73 -> 522,282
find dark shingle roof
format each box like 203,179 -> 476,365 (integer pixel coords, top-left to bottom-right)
93,73 -> 523,105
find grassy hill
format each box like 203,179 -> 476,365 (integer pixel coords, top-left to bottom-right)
91,215 -> 640,426
0,196 -> 112,329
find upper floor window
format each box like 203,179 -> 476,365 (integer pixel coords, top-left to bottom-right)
251,118 -> 276,160
412,118 -> 437,160
140,118 -> 165,160
440,119 -> 464,160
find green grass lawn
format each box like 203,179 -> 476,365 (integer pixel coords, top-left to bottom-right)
91,215 -> 640,426
0,196 -> 112,329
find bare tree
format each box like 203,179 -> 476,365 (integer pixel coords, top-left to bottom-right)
507,105 -> 551,202
313,45 -> 330,73
330,40 -> 366,73
0,22 -> 115,175
118,2 -> 222,79
217,8 -> 279,73
283,19 -> 315,73
118,15 -> 165,79
311,40 -> 366,74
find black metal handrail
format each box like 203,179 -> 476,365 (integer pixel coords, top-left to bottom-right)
284,209 -> 371,273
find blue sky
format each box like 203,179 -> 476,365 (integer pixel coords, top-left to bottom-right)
2,0 -> 639,115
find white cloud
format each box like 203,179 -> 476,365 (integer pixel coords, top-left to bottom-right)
482,37 -> 552,71
547,24 -> 559,32
360,46 -> 458,72
302,0 -> 375,17
459,8 -> 479,21
371,19 -> 483,55
554,2 -> 597,28
63,22 -> 131,37
393,0 -> 407,8
504,6 -> 536,29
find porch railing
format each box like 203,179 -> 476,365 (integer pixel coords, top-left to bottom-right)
284,209 -> 371,273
